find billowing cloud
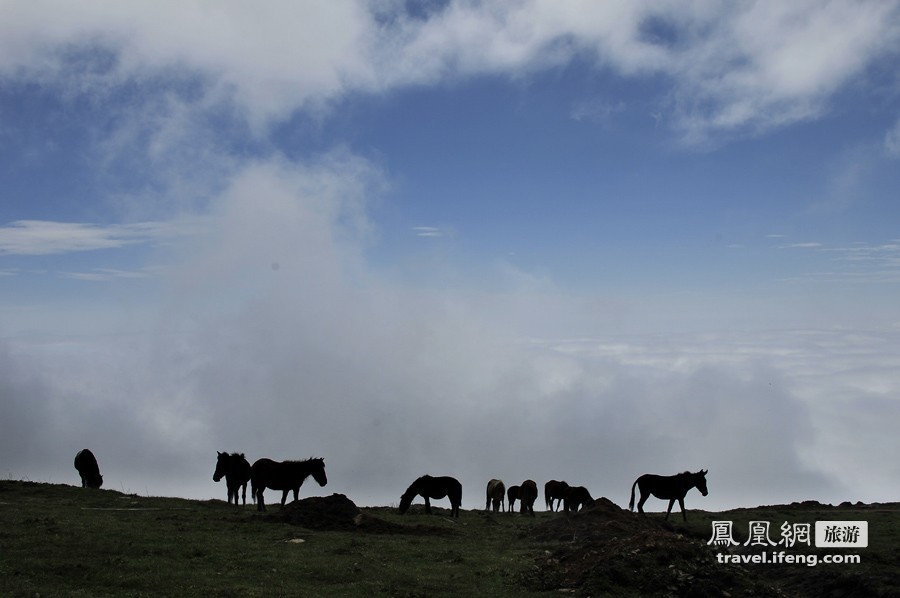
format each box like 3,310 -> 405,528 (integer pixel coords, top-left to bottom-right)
1,1 -> 896,143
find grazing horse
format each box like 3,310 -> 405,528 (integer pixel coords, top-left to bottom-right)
629,469 -> 708,521
399,475 -> 463,518
544,480 -> 569,512
251,457 -> 327,512
213,452 -> 252,505
519,480 -> 538,517
485,479 -> 506,513
563,486 -> 593,513
74,449 -> 103,489
506,485 -> 520,513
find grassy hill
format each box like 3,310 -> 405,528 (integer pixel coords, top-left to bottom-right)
0,480 -> 896,597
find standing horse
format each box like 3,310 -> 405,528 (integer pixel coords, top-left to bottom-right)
544,480 -> 569,511
399,475 -> 462,518
485,479 -> 505,513
519,480 -> 538,517
629,469 -> 708,521
251,457 -> 327,512
506,485 -> 520,513
563,486 -> 593,513
213,452 -> 252,505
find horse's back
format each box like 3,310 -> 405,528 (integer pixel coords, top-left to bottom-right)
251,458 -> 280,485
436,476 -> 462,497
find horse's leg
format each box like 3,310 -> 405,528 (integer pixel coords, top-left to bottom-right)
636,492 -> 649,514
664,499 -> 675,519
257,488 -> 266,512
281,489 -> 289,506
241,483 -> 247,506
293,487 -> 300,502
679,498 -> 687,522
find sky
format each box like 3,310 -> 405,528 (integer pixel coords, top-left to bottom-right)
2,0 -> 900,512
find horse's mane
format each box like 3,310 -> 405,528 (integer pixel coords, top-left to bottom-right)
283,457 -> 323,464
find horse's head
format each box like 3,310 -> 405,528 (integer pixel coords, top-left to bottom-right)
213,451 -> 227,482
695,469 -> 709,496
311,458 -> 328,487
398,491 -> 414,514
88,474 -> 103,489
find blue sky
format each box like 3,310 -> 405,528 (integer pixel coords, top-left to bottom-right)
2,1 -> 900,509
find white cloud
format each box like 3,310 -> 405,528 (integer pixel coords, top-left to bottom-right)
0,220 -> 195,256
1,1 -> 895,143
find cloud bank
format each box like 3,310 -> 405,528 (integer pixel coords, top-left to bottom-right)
4,155 -> 898,509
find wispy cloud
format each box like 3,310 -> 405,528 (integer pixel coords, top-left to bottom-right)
0,220 -> 197,256
781,241 -> 900,284
59,267 -> 157,282
412,226 -> 443,238
885,117 -> 900,158
781,242 -> 823,249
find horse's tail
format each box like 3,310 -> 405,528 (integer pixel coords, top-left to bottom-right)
628,478 -> 639,511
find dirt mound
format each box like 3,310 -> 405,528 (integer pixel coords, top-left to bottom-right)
520,497 -> 778,597
264,494 -> 455,535
265,493 -> 362,530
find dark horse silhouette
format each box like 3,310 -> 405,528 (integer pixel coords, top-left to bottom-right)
485,479 -> 505,513
629,469 -> 708,521
544,479 -> 569,512
563,486 -> 593,513
399,475 -> 462,518
251,457 -> 327,512
213,452 -> 252,505
74,449 -> 103,489
519,480 -> 538,516
506,485 -> 520,513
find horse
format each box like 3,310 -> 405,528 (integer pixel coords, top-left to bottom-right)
544,480 -> 569,511
398,475 -> 462,518
506,485 -> 520,513
629,469 -> 708,521
485,479 -> 505,513
519,480 -> 538,516
563,486 -> 593,513
250,457 -> 327,512
74,449 -> 103,489
213,452 -> 252,505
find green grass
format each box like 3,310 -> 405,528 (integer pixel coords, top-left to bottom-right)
0,481 -> 554,597
1,481 -> 897,597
